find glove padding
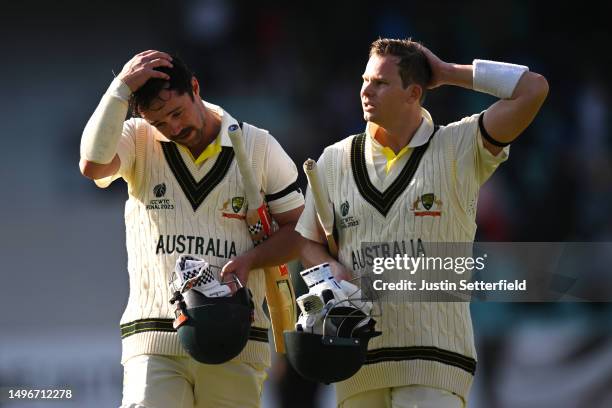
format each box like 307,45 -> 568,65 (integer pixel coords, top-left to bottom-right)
171,255 -> 232,298
296,263 -> 372,335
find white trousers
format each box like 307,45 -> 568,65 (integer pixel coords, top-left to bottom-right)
120,354 -> 267,408
339,385 -> 464,408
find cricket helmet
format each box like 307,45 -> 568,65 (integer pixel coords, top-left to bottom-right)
170,255 -> 254,365
284,263 -> 381,384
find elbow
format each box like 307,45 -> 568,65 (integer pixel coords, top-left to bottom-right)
530,72 -> 549,103
79,158 -> 90,178
79,158 -> 99,180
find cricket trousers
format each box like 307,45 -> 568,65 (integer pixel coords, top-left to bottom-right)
120,354 -> 267,408
338,385 -> 464,408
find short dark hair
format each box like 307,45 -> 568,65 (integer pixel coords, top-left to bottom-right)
369,38 -> 431,101
130,55 -> 194,114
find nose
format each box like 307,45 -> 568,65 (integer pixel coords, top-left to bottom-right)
361,81 -> 372,98
169,118 -> 183,137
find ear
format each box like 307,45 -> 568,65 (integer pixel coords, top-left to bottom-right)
192,77 -> 200,96
405,84 -> 423,104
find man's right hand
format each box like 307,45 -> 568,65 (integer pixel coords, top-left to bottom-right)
300,238 -> 353,281
80,50 -> 172,180
330,260 -> 353,282
117,50 -> 173,93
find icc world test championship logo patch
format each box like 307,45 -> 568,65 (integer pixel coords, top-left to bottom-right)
146,183 -> 175,210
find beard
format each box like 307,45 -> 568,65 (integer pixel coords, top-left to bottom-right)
176,127 -> 194,142
177,104 -> 208,144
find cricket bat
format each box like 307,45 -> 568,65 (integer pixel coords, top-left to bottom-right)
303,159 -> 338,258
227,124 -> 296,353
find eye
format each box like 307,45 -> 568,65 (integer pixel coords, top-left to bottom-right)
172,111 -> 182,118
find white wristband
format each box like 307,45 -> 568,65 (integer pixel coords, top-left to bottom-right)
80,77 -> 132,164
473,59 -> 528,99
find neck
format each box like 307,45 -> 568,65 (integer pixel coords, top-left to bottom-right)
373,108 -> 423,154
190,102 -> 221,158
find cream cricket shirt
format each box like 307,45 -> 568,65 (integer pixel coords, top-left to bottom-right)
95,102 -> 304,366
296,108 -> 509,403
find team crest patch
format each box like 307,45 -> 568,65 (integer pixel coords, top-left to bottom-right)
232,197 -> 245,213
411,193 -> 443,217
339,200 -> 359,229
220,197 -> 246,220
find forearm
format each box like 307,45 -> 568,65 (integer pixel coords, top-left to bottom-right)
79,78 -> 132,180
299,238 -> 353,280
248,222 -> 304,268
482,71 -> 548,144
79,154 -> 121,180
81,78 -> 131,164
439,63 -> 474,90
440,60 -> 537,101
300,238 -> 336,268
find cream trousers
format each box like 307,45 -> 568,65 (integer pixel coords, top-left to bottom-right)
120,354 -> 267,408
339,385 -> 464,408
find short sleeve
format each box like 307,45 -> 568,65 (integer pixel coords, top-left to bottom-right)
94,118 -> 137,188
295,186 -> 324,243
451,112 -> 510,186
261,134 -> 304,214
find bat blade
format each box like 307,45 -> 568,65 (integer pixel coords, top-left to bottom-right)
228,124 -> 263,208
303,159 -> 338,257
228,124 -> 296,353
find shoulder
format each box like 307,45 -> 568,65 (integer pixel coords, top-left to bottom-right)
322,133 -> 359,156
123,117 -> 155,140
431,113 -> 482,153
241,121 -> 273,146
438,113 -> 481,136
125,117 -> 150,130
316,133 -> 361,173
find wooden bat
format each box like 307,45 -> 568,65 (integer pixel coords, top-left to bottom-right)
227,123 -> 296,353
303,159 -> 338,257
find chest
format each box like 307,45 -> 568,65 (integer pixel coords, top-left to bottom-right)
135,142 -> 252,232
332,137 -> 452,230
